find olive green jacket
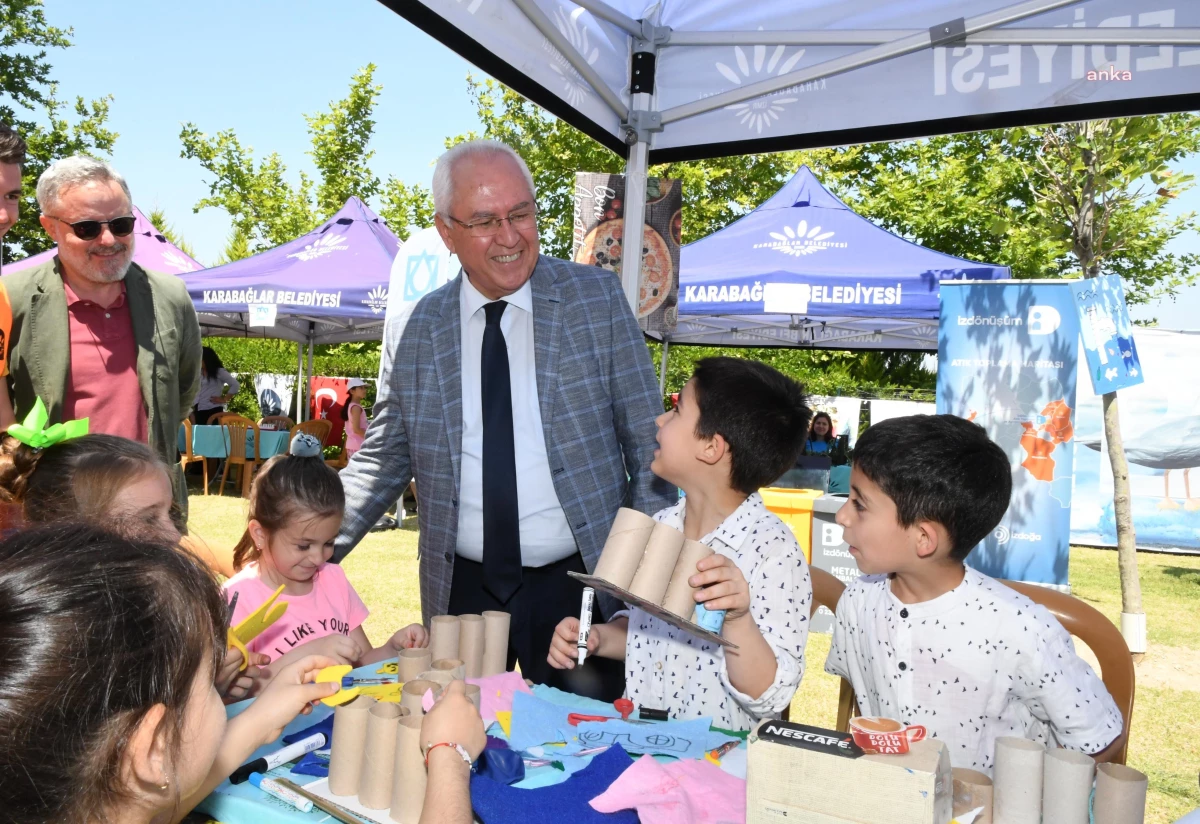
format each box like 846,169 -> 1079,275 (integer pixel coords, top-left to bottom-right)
4,257 -> 202,520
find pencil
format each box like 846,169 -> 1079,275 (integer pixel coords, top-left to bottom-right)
273,778 -> 374,824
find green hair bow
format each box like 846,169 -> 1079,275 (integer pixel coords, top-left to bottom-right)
7,398 -> 89,450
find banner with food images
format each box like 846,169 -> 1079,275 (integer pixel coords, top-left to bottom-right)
572,172 -> 680,335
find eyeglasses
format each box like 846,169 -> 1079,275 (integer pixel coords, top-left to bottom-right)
445,209 -> 537,237
47,215 -> 136,241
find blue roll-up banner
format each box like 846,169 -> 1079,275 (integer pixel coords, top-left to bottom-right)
937,281 -> 1080,588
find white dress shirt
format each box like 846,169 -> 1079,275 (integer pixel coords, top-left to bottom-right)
616,493 -> 811,731
196,368 -> 240,412
826,567 -> 1122,775
456,272 -> 576,567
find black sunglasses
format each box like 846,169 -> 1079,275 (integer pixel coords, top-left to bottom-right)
47,215 -> 136,241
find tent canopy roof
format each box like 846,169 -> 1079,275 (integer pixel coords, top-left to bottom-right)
383,0 -> 1200,163
183,197 -> 400,343
667,166 -> 1009,350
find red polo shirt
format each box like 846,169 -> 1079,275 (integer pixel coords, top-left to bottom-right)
62,280 -> 148,443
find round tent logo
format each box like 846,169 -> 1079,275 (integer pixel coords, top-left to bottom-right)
287,233 -> 350,262
755,220 -> 843,256
716,40 -> 808,134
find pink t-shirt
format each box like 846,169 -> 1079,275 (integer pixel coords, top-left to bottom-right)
345,402 -> 367,454
224,562 -> 369,659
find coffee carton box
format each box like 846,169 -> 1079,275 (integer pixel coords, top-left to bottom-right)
747,720 -> 952,824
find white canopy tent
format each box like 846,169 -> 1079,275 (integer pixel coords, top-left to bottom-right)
377,0 -> 1200,311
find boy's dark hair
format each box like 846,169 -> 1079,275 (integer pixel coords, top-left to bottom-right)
0,522 -> 226,822
853,414 -> 1012,560
691,356 -> 811,494
0,124 -> 26,166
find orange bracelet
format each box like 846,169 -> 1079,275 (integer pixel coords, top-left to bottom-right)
424,741 -> 472,768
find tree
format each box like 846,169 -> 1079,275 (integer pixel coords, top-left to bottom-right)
179,64 -> 433,250
1027,117 -> 1200,652
1,0 -> 117,262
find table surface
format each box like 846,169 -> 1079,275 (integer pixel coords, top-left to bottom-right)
199,659 -> 748,824
178,424 -> 290,460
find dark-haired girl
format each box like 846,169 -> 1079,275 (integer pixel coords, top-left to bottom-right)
0,522 -> 339,824
223,434 -> 427,680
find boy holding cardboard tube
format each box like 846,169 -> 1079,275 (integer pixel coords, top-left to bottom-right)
548,357 -> 813,731
824,415 -> 1123,775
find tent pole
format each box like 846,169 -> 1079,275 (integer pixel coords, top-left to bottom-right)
658,339 -> 670,398
510,0 -> 629,119
305,329 -> 314,422
664,27 -> 1200,47
622,139 -> 649,315
569,0 -> 640,36
659,0 -> 1080,126
295,342 -> 303,422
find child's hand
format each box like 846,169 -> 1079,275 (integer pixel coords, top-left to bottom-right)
422,680 -> 487,760
314,633 -> 363,665
547,616 -> 597,670
388,623 -> 429,651
690,554 -> 752,621
237,655 -> 341,748
217,648 -> 271,702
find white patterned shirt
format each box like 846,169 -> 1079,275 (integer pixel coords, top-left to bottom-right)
826,567 -> 1122,774
616,493 -> 811,732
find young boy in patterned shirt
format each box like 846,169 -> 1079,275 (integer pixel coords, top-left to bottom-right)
826,414 -> 1122,774
547,357 -> 813,731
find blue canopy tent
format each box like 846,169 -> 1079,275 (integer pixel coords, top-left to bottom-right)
182,197 -> 401,419
658,166 -> 1010,354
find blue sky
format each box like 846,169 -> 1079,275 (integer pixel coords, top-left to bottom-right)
33,0 -> 1200,328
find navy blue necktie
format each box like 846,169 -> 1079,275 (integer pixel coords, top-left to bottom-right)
481,300 -> 522,603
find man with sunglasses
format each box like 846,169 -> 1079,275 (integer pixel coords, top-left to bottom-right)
3,154 -> 201,526
335,140 -> 674,700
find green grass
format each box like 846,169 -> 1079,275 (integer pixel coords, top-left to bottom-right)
189,498 -> 1200,822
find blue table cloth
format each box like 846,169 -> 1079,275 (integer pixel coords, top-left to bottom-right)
178,424 -> 290,460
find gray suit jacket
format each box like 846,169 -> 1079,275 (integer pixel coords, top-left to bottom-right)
335,255 -> 675,623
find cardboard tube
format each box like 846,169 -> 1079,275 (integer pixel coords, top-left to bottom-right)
397,647 -> 432,682
328,695 -> 377,796
429,615 -> 461,662
389,715 -> 426,824
952,768 -> 993,824
593,507 -> 657,589
432,658 -> 465,680
482,610 -> 511,676
1042,748 -> 1095,824
464,683 -> 481,711
418,669 -> 454,689
992,737 -> 1044,824
401,679 -> 440,716
459,614 -> 486,678
661,539 -> 715,618
628,522 -> 686,604
358,703 -> 402,809
1094,763 -> 1148,824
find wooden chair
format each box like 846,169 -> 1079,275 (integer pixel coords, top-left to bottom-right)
288,419 -> 333,451
325,447 -> 349,470
258,415 -> 295,432
216,415 -> 261,498
178,418 -> 209,496
808,568 -> 858,730
999,579 -> 1135,765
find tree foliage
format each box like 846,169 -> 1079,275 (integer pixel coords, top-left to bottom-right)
1,0 -> 117,262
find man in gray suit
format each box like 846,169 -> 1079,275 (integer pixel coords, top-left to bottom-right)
336,140 -> 674,696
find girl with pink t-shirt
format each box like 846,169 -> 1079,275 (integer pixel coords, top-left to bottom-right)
224,434 -> 427,677
342,378 -> 370,458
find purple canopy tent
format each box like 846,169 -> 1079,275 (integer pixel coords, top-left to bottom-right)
3,205 -> 202,275
182,197 -> 401,419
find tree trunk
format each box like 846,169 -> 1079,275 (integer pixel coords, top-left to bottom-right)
1101,392 -> 1143,613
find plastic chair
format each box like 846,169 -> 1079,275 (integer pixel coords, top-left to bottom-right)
999,579 -> 1135,765
807,568 -> 858,730
179,418 -> 209,496
288,419 -> 333,451
258,415 -> 295,432
216,415 -> 261,498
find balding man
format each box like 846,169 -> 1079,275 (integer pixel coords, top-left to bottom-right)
336,140 -> 674,698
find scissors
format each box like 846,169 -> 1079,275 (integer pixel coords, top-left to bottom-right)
226,584 -> 289,671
